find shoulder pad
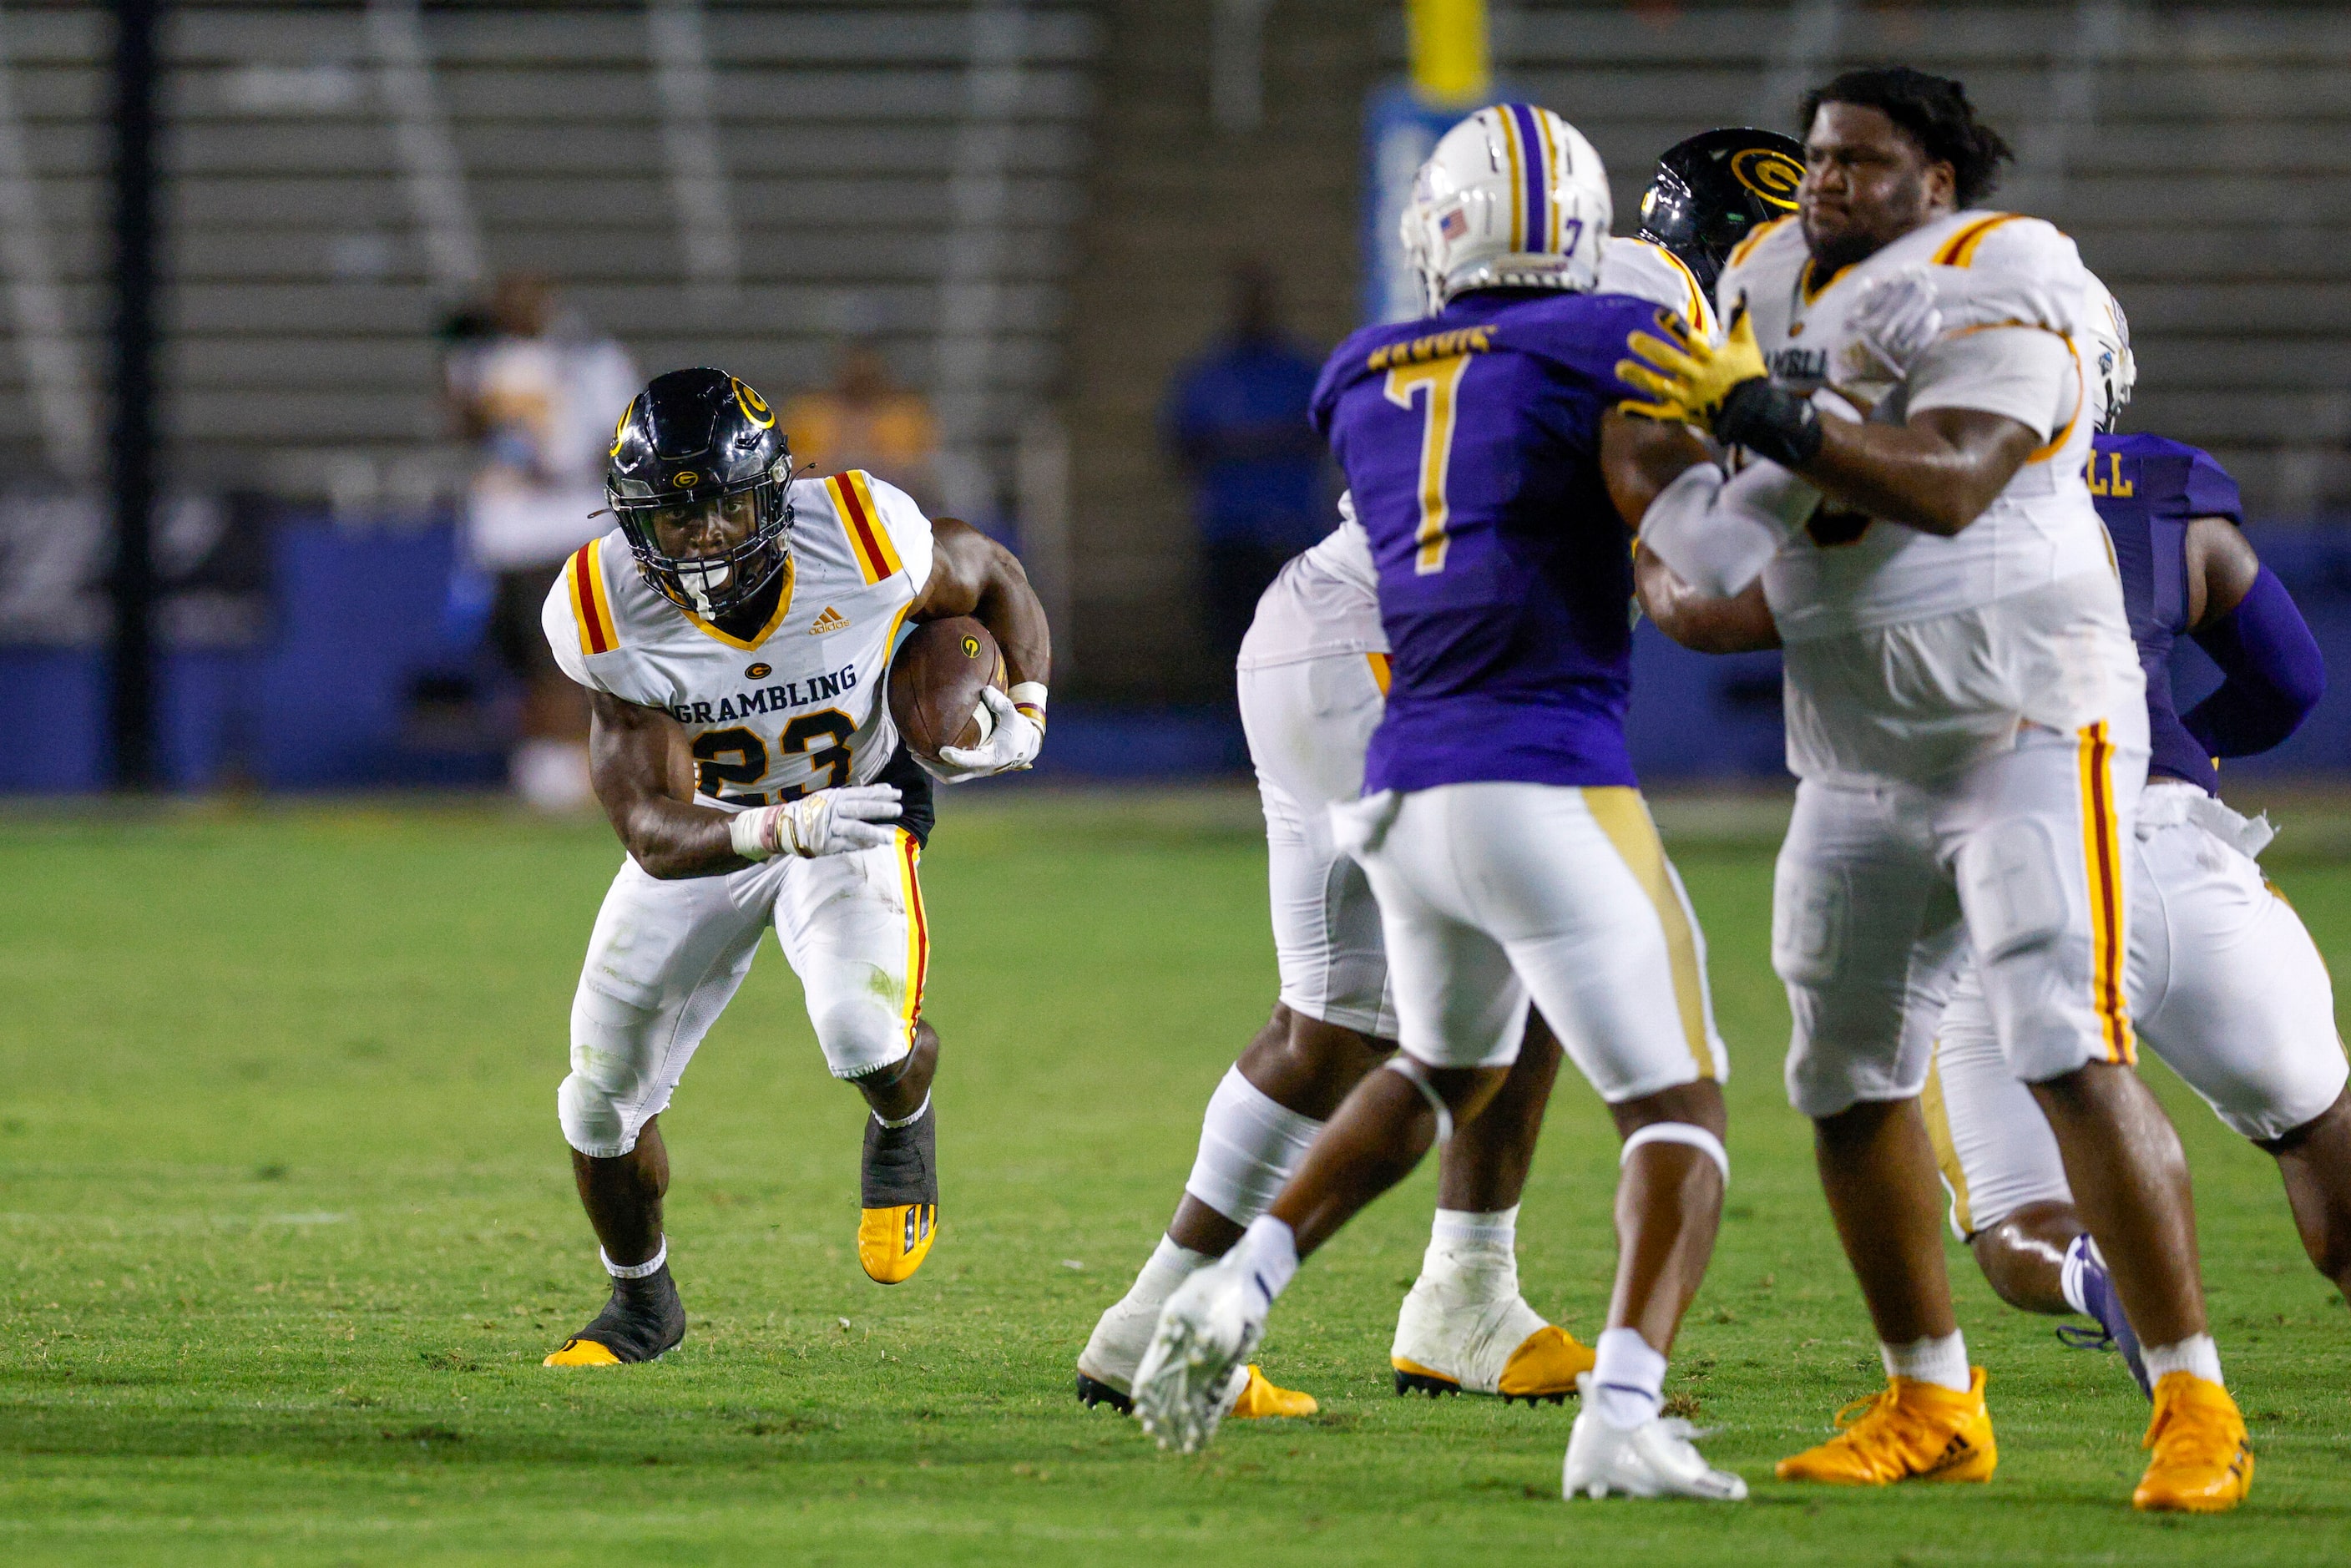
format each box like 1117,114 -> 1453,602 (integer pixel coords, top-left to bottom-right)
1930,215 -> 2086,335
1600,238 -> 1713,334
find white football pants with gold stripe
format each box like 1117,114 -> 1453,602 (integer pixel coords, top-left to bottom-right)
1331,781 -> 1726,1094
558,827 -> 929,1158
1925,782 -> 2348,1237
1775,718 -> 2147,1120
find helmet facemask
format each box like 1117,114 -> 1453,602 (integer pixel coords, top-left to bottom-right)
610,460 -> 795,620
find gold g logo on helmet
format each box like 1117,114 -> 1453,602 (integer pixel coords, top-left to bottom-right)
731,377 -> 776,429
671,470 -> 700,489
1731,148 -> 1802,210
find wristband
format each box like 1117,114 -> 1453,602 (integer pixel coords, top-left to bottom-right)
728,806 -> 776,862
1009,680 -> 1049,731
1713,378 -> 1824,470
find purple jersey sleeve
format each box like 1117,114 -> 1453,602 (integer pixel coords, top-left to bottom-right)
2182,447 -> 2243,524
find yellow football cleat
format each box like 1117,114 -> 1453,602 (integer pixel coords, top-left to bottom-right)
2133,1372 -> 2252,1513
1497,1325 -> 1599,1405
544,1337 -> 624,1368
858,1201 -> 937,1284
1227,1363 -> 1317,1420
1776,1367 -> 1997,1485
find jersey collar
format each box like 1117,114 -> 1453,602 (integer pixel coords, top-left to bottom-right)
681,556 -> 796,651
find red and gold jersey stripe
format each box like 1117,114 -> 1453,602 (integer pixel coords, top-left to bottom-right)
2077,720 -> 2135,1064
569,538 -> 618,655
1933,212 -> 2020,268
895,828 -> 930,1039
830,470 -> 903,584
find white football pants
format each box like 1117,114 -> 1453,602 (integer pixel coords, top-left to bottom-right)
1775,718 -> 2147,1118
1926,785 -> 2348,1235
1236,650 -> 1397,1037
1332,781 -> 1726,1097
557,828 -> 929,1158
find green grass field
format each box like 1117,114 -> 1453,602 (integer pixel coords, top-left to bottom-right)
3,789 -> 2348,1565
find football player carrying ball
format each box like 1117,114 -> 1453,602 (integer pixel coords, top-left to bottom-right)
539,367 -> 1049,1367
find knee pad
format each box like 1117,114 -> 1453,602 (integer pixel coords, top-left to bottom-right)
1959,817 -> 2069,962
562,986 -> 661,1158
809,973 -> 911,1080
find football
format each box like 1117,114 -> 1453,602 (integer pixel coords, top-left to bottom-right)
887,616 -> 1006,766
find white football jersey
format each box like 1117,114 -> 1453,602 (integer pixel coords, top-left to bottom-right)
1722,209 -> 2108,638
544,469 -> 935,807
1600,235 -> 1719,340
1717,210 -> 2143,783
1238,497 -> 1383,670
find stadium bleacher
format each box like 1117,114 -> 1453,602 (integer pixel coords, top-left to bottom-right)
0,0 -> 1095,515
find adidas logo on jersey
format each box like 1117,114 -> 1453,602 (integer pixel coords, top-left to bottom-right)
810,606 -> 850,635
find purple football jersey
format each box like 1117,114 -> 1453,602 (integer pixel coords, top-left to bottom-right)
1309,289 -> 1658,794
2091,432 -> 2243,793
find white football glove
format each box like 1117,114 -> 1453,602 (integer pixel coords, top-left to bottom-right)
729,784 -> 902,861
928,685 -> 1044,783
1846,263 -> 1945,380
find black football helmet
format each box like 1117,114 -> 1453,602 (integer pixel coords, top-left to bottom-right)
606,367 -> 795,618
1636,128 -> 1806,297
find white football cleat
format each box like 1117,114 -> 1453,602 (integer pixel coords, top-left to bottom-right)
1131,1254 -> 1270,1454
1393,1255 -> 1594,1403
1562,1374 -> 1747,1501
1075,1291 -> 1160,1412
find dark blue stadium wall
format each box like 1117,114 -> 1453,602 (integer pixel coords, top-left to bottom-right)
5,518 -> 2350,792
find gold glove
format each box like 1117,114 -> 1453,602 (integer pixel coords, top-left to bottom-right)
1616,303 -> 1771,427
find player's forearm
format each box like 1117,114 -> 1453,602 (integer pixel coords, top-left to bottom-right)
1794,416 -> 2025,538
1636,549 -> 1782,654
606,792 -> 750,880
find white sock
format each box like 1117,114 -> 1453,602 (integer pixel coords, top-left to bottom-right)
2059,1232 -> 2100,1315
1181,1066 -> 1322,1227
2142,1334 -> 2223,1388
873,1090 -> 931,1130
602,1237 -> 667,1280
1880,1331 -> 1970,1393
1232,1214 -> 1300,1307
1431,1204 -> 1519,1251
1122,1235 -> 1212,1315
1591,1326 -> 1666,1430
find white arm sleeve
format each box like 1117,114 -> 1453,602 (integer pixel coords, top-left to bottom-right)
1904,326 -> 2075,442
1638,458 -> 1822,599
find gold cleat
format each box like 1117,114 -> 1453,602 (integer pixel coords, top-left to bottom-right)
544,1337 -> 624,1368
1497,1325 -> 1598,1405
1777,1367 -> 1997,1485
859,1100 -> 938,1284
858,1201 -> 937,1284
2133,1372 -> 2252,1513
1227,1363 -> 1317,1419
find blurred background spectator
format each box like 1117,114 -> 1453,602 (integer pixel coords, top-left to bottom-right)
781,339 -> 943,515
444,274 -> 639,811
1163,260 -> 1330,664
